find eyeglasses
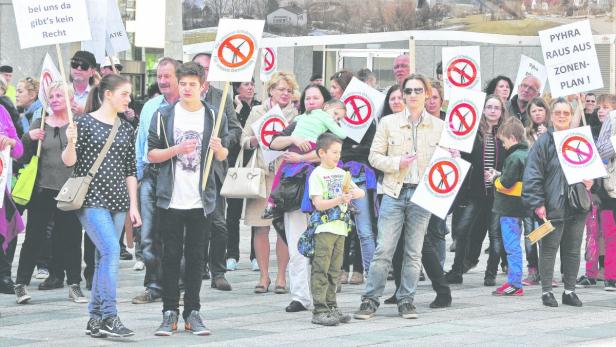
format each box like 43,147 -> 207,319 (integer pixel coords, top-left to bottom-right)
485,105 -> 502,111
71,60 -> 91,71
403,87 -> 424,95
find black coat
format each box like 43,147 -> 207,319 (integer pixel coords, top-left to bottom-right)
522,130 -> 569,220
458,130 -> 506,202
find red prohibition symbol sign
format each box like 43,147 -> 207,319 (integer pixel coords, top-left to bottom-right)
263,48 -> 275,72
428,160 -> 460,195
260,117 -> 286,147
343,95 -> 372,126
41,71 -> 53,90
217,33 -> 255,69
448,102 -> 477,136
561,135 -> 593,165
447,58 -> 477,88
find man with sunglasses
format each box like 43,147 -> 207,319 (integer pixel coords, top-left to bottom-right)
69,51 -> 97,115
507,75 -> 541,127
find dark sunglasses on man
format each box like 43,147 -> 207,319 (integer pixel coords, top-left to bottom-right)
70,60 -> 91,71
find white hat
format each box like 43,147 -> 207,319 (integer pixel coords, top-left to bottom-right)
102,56 -> 122,68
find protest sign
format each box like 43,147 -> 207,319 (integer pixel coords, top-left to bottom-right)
539,20 -> 603,97
37,53 -> 62,111
340,77 -> 385,143
438,88 -> 486,153
12,0 -> 92,49
251,105 -> 288,164
134,0 -> 165,48
512,55 -> 548,97
260,48 -> 277,81
442,46 -> 481,100
208,19 -> 265,82
553,126 -> 606,184
81,0 -> 107,64
411,148 -> 470,219
105,0 -> 130,56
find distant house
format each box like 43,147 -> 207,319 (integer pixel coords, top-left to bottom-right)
266,5 -> 308,28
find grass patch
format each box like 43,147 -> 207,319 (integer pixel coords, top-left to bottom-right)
184,31 -> 217,45
444,14 -> 561,35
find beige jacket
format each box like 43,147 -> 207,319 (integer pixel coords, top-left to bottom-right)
240,101 -> 298,173
369,108 -> 443,198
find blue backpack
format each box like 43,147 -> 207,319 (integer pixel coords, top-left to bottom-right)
297,206 -> 352,258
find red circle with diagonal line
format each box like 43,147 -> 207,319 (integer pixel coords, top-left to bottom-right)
343,95 -> 372,126
428,160 -> 460,195
263,48 -> 275,72
447,102 -> 477,136
260,117 -> 286,147
41,71 -> 53,90
562,135 -> 593,165
447,58 -> 478,88
217,33 -> 255,69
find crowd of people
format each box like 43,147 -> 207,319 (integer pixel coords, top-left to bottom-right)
0,49 -> 614,337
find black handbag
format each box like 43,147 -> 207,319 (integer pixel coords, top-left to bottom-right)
567,183 -> 592,213
270,174 -> 306,213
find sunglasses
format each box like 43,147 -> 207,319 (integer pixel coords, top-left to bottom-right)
403,87 -> 424,95
71,60 -> 91,71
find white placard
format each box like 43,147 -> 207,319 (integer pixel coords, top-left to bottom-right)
340,77 -> 385,143
411,148 -> 471,219
208,19 -> 265,82
438,88 -> 486,153
260,48 -> 277,82
553,126 -> 607,184
80,0 -> 107,64
442,46 -> 482,100
104,0 -> 130,56
250,105 -> 287,164
134,0 -> 165,48
37,53 -> 62,111
539,20 -> 603,98
0,148 -> 11,207
511,55 -> 548,97
12,0 -> 92,49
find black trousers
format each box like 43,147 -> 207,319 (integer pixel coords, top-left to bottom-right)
16,188 -> 82,285
392,215 -> 450,296
342,229 -> 363,273
160,208 -> 211,318
203,181 -> 228,277
0,236 -> 17,278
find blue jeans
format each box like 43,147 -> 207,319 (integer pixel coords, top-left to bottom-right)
77,208 -> 126,319
363,187 -> 431,304
353,183 -> 376,272
500,216 -> 523,288
139,166 -> 162,292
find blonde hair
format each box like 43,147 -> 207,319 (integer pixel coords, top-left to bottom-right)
266,72 -> 299,96
19,77 -> 39,94
46,81 -> 74,99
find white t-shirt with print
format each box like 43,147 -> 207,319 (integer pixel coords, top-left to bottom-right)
169,103 -> 205,209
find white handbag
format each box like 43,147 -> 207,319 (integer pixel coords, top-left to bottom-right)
220,149 -> 266,199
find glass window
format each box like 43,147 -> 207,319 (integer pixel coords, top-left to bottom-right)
372,57 -> 395,91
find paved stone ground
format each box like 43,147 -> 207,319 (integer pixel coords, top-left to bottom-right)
2,224 -> 616,347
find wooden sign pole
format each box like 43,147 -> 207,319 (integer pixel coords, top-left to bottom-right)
201,81 -> 230,191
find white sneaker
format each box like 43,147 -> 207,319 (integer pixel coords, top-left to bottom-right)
226,258 -> 238,271
69,284 -> 88,303
133,261 -> 145,271
35,268 -> 49,279
251,259 -> 259,271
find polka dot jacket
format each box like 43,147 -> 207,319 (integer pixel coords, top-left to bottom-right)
73,114 -> 137,212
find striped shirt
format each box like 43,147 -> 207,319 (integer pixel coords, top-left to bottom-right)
484,134 -> 496,188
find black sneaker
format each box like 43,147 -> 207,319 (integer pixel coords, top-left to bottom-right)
38,277 -> 63,290
354,299 -> 378,320
85,318 -> 107,338
398,301 -> 418,319
14,284 -> 31,304
445,271 -> 463,284
542,292 -> 558,307
120,248 -> 133,261
576,275 -> 597,288
155,310 -> 178,336
184,310 -> 211,335
605,280 -> 616,291
562,291 -> 583,307
285,300 -> 307,312
484,277 -> 496,286
132,288 -> 161,304
100,316 -> 135,337
429,294 -> 452,308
